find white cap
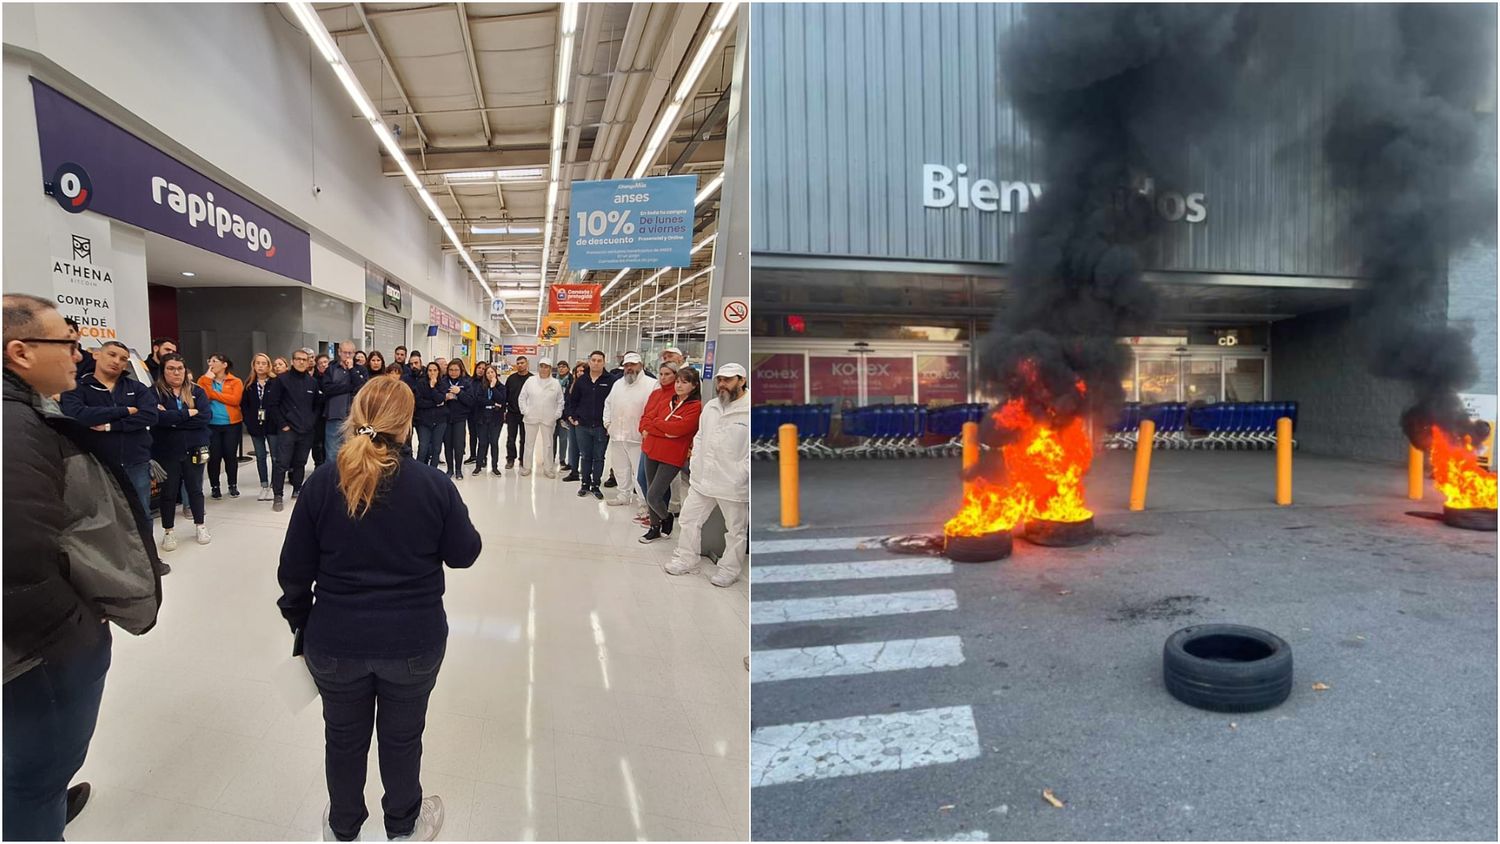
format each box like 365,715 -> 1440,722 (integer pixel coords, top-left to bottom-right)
662,346 -> 684,357
622,352 -> 643,365
538,358 -> 554,368
716,363 -> 747,380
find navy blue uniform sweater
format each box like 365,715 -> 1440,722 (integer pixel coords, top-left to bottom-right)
412,379 -> 449,428
240,377 -> 274,437
149,384 -> 210,461
440,376 -> 476,424
565,370 -> 615,428
265,369 -> 320,434
276,457 -> 482,658
60,372 -> 160,467
474,381 -> 506,427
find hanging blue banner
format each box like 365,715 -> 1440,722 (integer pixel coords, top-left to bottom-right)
568,175 -> 697,270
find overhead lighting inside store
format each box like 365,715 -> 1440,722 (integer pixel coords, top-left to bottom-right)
534,0 -> 579,329
471,224 -> 541,235
287,1 -> 498,308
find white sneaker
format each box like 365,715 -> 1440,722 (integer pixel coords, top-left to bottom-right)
390,795 -> 445,841
664,558 -> 698,576
520,466 -> 532,477
257,484 -> 272,501
543,468 -> 557,479
161,531 -> 177,552
607,496 -> 630,507
195,525 -> 212,545
710,567 -> 738,588
635,504 -> 651,518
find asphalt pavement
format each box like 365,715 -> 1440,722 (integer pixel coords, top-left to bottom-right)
748,452 -> 1498,841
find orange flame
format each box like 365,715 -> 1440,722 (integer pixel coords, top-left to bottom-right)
946,391 -> 1094,537
1431,426 -> 1497,510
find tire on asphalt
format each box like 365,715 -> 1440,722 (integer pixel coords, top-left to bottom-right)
944,531 -> 1013,563
1163,624 -> 1293,713
1443,506 -> 1497,531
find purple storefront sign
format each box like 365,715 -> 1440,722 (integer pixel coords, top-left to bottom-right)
31,79 -> 312,284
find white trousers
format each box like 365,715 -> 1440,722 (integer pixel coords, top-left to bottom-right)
671,490 -> 749,579
524,422 -> 557,471
607,441 -> 643,500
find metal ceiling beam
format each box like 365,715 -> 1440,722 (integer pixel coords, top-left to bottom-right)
454,4 -> 494,147
670,86 -> 733,174
354,3 -> 431,152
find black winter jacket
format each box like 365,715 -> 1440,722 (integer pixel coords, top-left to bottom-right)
319,364 -> 367,421
240,377 -> 275,437
4,370 -> 162,683
266,369 -> 321,435
440,376 -> 476,424
60,372 -> 160,468
503,372 -> 533,416
150,384 -> 210,461
412,379 -> 448,428
565,370 -> 616,428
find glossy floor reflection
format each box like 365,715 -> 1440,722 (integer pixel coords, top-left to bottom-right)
66,460 -> 750,841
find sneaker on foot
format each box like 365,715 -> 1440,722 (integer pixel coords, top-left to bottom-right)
662,514 -> 675,536
155,562 -> 172,576
639,527 -> 662,544
607,496 -> 630,507
664,558 -> 698,576
603,476 -> 618,489
577,487 -> 590,498
455,471 -> 464,480
562,472 -> 580,483
210,487 -> 222,500
273,497 -> 285,512
292,488 -> 302,499
196,524 -> 212,545
65,782 -> 90,824
389,795 -> 445,841
228,486 -> 240,498
520,466 -> 532,477
492,468 -> 503,476
161,531 -> 178,552
591,486 -> 604,500
710,568 -> 738,588
258,485 -> 272,501
543,468 -> 557,479
506,459 -> 515,469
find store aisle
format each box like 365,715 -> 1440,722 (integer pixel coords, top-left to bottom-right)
64,466 -> 750,842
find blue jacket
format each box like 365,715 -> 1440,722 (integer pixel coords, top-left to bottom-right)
474,381 -> 506,427
565,370 -> 615,428
60,373 -> 159,467
412,378 -> 448,428
266,369 -> 321,435
440,376 -> 476,424
241,377 -> 274,437
150,384 -> 210,461
319,364 -> 367,421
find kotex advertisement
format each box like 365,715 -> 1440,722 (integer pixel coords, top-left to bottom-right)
31,79 -> 312,284
568,175 -> 696,270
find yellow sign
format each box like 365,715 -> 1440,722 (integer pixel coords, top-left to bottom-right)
541,317 -> 572,340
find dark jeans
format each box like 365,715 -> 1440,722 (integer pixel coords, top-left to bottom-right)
473,418 -> 502,471
555,422 -> 571,467
505,412 -> 525,462
637,452 -> 649,503
306,646 -> 444,842
160,454 -> 206,529
3,624 -> 111,842
312,415 -> 329,466
273,429 -> 315,497
468,418 -> 481,460
416,422 -> 447,468
443,419 -> 467,474
207,423 -> 241,490
643,457 -> 682,526
250,432 -> 277,485
574,425 -> 608,487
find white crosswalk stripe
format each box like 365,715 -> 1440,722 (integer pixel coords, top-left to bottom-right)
753,558 -> 954,584
755,536 -> 887,554
752,589 -> 957,625
751,705 -> 982,787
752,636 -> 965,683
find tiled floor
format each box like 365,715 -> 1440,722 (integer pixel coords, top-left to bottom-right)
66,458 -> 750,841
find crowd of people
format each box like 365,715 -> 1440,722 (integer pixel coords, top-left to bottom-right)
4,291 -> 751,841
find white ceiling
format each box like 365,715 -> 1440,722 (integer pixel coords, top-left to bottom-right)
143,231 -> 306,289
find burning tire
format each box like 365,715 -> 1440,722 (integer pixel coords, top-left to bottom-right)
944,531 -> 1012,563
1022,517 -> 1095,547
1163,624 -> 1293,713
1442,506 -> 1497,531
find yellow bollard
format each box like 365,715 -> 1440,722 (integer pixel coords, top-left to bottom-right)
1408,445 -> 1424,501
1129,419 -> 1156,511
961,421 -> 980,497
779,423 -> 800,528
1276,417 -> 1293,506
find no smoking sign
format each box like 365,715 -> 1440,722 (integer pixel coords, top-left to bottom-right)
720,297 -> 750,335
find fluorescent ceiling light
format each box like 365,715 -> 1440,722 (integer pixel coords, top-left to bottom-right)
289,2 -> 339,63
445,170 -> 495,183
600,268 -> 633,297
631,3 -> 739,179
695,172 -> 725,206
181,271 -> 195,277
693,233 -> 718,254
496,167 -> 545,182
471,224 -> 541,235
473,244 -> 544,252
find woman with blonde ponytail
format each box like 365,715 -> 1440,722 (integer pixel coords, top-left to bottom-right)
276,376 -> 481,842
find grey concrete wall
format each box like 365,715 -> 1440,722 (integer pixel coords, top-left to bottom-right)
172,286 -> 355,379
1449,242 -> 1499,398
1271,306 -> 1411,463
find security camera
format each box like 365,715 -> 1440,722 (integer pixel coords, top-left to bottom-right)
392,124 -> 403,138
313,185 -> 322,195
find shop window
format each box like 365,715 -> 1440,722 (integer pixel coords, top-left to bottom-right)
918,355 -> 969,406
865,356 -> 915,405
1225,358 -> 1266,401
1185,359 -> 1222,405
753,353 -> 806,405
810,356 -> 860,412
1138,359 -> 1180,403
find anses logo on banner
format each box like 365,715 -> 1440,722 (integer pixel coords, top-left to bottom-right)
152,176 -> 277,258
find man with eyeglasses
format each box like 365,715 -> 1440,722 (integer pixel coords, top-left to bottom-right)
61,341 -> 160,536
265,348 -> 320,512
4,294 -> 163,840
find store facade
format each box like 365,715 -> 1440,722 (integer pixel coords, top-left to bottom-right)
749,3 -> 1497,458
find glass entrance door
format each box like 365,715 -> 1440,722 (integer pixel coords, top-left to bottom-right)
1137,358 -> 1181,404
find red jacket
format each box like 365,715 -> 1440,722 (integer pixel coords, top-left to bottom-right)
639,383 -> 674,436
641,396 -> 702,468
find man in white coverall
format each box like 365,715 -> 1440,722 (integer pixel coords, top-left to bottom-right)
664,363 -> 750,587
518,359 -> 565,478
602,352 -> 656,508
